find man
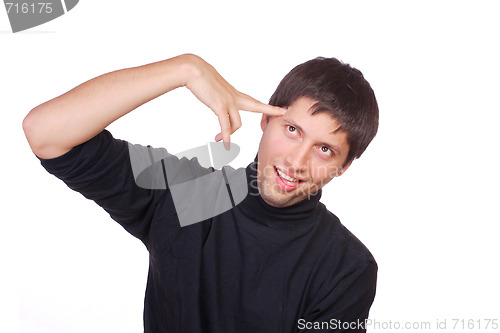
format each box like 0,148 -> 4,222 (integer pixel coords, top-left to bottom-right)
23,53 -> 379,332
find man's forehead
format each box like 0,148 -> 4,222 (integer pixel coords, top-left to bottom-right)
283,105 -> 343,133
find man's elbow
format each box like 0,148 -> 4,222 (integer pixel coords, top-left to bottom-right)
23,109 -> 42,151
22,107 -> 59,159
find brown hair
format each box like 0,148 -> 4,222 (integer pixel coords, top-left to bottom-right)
269,57 -> 379,166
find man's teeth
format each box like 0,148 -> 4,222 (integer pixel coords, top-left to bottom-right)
277,169 -> 299,182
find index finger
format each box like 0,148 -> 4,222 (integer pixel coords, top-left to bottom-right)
237,93 -> 287,116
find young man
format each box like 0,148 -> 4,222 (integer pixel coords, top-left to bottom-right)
23,53 -> 379,332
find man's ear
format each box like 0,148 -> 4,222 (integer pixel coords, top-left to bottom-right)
260,114 -> 271,131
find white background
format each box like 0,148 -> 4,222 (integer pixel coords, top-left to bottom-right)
1,1 -> 499,332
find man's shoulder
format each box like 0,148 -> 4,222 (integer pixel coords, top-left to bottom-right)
318,206 -> 376,267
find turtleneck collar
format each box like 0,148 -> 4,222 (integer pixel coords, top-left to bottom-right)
235,158 -> 323,230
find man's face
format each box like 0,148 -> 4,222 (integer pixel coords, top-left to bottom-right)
256,97 -> 351,208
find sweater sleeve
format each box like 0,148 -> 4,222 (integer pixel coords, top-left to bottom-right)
39,130 -> 162,242
299,261 -> 378,332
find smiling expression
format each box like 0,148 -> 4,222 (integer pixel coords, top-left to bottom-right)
256,97 -> 351,208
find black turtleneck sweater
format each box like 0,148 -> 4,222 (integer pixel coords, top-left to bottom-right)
40,130 -> 377,333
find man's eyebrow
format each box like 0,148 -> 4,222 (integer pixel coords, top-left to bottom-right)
283,118 -> 343,154
284,118 -> 304,133
321,141 -> 342,155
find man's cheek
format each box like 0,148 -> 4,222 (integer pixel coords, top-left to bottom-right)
311,168 -> 338,188
310,166 -> 329,180
267,132 -> 287,150
262,164 -> 276,178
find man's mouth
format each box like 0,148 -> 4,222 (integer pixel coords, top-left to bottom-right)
275,167 -> 303,191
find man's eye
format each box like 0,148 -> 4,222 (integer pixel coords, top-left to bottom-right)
319,146 -> 333,156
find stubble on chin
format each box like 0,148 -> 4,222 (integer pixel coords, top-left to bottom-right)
256,175 -> 300,208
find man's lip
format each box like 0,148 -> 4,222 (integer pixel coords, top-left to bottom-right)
275,166 -> 303,182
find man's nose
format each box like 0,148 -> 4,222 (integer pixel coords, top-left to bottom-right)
285,143 -> 309,174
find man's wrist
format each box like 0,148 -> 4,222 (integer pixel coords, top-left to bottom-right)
175,53 -> 204,88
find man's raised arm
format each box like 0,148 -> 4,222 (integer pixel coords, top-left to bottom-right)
23,54 -> 285,159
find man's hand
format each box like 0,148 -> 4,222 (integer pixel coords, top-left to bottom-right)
183,54 -> 286,145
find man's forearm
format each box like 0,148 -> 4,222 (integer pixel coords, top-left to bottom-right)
23,54 -> 195,159
24,54 -> 285,159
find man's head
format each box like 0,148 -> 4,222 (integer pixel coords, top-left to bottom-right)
256,57 -> 378,208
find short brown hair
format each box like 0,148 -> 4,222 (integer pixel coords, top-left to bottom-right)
269,57 -> 379,167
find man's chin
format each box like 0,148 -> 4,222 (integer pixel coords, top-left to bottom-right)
259,189 -> 303,208
257,177 -> 306,208
260,196 -> 293,208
